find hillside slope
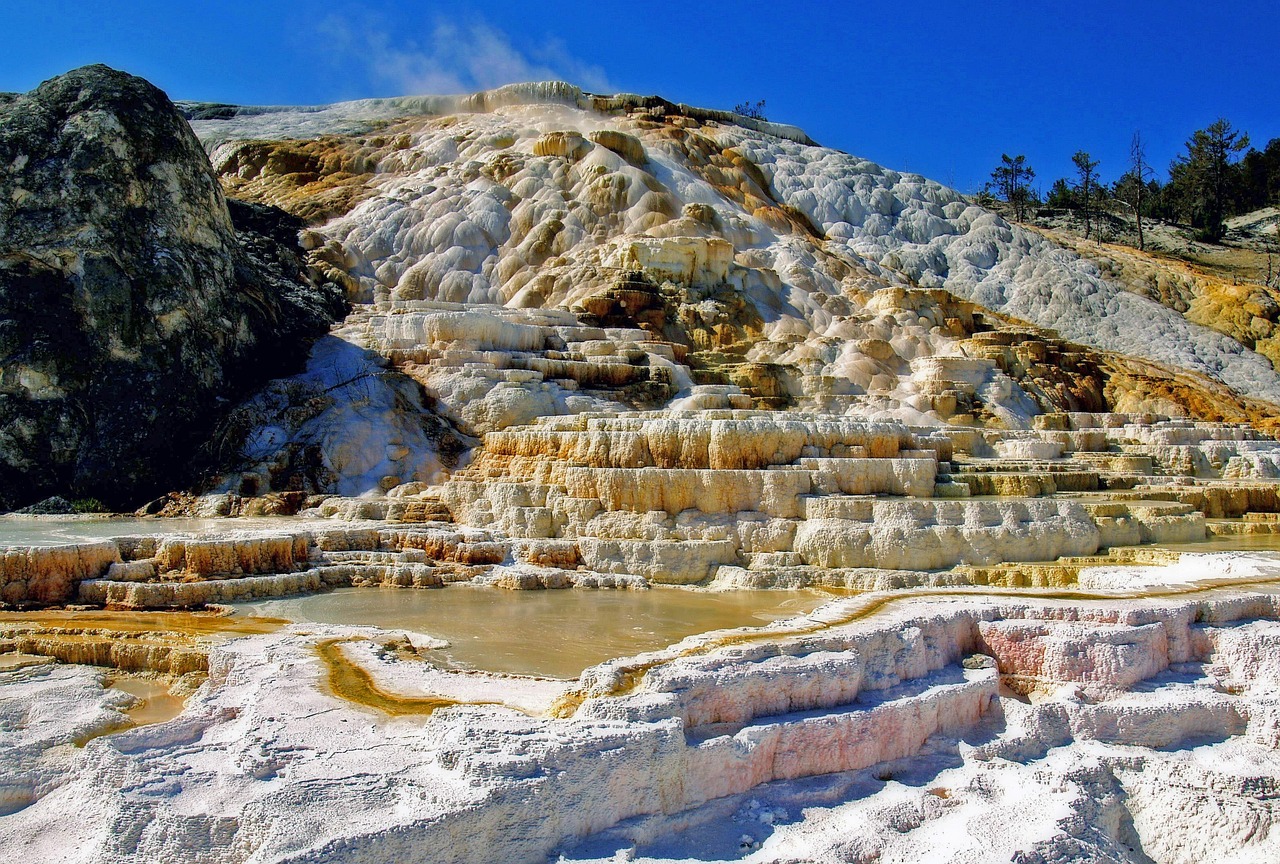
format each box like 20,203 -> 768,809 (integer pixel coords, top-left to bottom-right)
177,82 -> 1280,495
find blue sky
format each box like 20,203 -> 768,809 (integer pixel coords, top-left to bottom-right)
5,1 -> 1278,193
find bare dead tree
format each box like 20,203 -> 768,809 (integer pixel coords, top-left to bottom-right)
1129,132 -> 1154,251
1269,224 -> 1280,289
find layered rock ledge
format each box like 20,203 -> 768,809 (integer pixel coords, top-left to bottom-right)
3,559 -> 1280,863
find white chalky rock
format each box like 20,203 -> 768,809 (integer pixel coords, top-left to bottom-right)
229,336 -> 456,497
5,584 -> 1280,862
0,664 -> 132,817
792,500 -> 1100,570
977,619 -> 1170,691
191,81 -> 1280,454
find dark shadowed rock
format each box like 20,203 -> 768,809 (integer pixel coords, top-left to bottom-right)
0,65 -> 345,510
14,496 -> 75,515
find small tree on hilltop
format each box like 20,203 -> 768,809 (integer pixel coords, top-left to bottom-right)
734,100 -> 767,121
1047,177 -> 1074,209
1071,150 -> 1101,241
1114,132 -> 1155,251
1171,118 -> 1250,242
991,154 -> 1036,221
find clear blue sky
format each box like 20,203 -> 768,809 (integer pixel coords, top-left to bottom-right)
5,1 -> 1278,194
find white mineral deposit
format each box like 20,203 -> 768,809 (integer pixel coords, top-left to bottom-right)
3,64 -> 1280,864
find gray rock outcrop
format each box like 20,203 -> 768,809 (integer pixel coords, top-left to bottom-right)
0,65 -> 345,510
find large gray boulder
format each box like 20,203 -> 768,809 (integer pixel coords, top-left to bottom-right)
0,65 -> 345,510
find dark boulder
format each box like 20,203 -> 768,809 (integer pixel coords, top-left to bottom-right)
14,496 -> 75,515
0,65 -> 345,510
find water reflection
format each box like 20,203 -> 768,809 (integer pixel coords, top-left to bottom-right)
240,586 -> 826,679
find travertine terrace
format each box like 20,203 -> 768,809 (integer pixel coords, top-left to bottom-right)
4,73 -> 1280,863
5,408 -> 1272,611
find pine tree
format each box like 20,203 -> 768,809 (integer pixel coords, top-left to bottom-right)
1071,151 -> 1101,240
1047,178 -> 1074,208
1172,118 -> 1250,242
1240,138 -> 1280,211
990,154 -> 1035,221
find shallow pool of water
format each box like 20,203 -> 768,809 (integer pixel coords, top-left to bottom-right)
109,677 -> 188,726
1162,533 -> 1280,554
0,515 -> 316,547
0,653 -> 53,671
239,586 -> 828,679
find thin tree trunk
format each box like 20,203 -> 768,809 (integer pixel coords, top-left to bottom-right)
1135,184 -> 1144,251
1083,178 -> 1090,241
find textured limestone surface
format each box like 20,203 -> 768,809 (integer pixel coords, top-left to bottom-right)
1041,226 -> 1280,372
189,82 -> 1280,454
3,561 -> 1280,863
8,72 -> 1280,863
162,78 -> 1280,522
14,407 -> 1280,607
0,66 -> 345,510
0,663 -> 135,817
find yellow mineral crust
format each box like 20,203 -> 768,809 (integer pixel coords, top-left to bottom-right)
0,610 -> 282,673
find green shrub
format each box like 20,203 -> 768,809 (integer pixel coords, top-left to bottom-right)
71,497 -> 110,514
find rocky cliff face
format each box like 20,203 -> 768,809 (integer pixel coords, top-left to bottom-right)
0,66 -> 345,510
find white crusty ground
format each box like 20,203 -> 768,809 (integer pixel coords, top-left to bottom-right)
0,663 -> 133,818
558,723 -> 1280,864
3,555 -> 1280,863
1079,549 -> 1280,590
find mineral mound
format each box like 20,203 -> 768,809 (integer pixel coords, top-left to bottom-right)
171,80 -> 1280,505
5,71 -> 1280,864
